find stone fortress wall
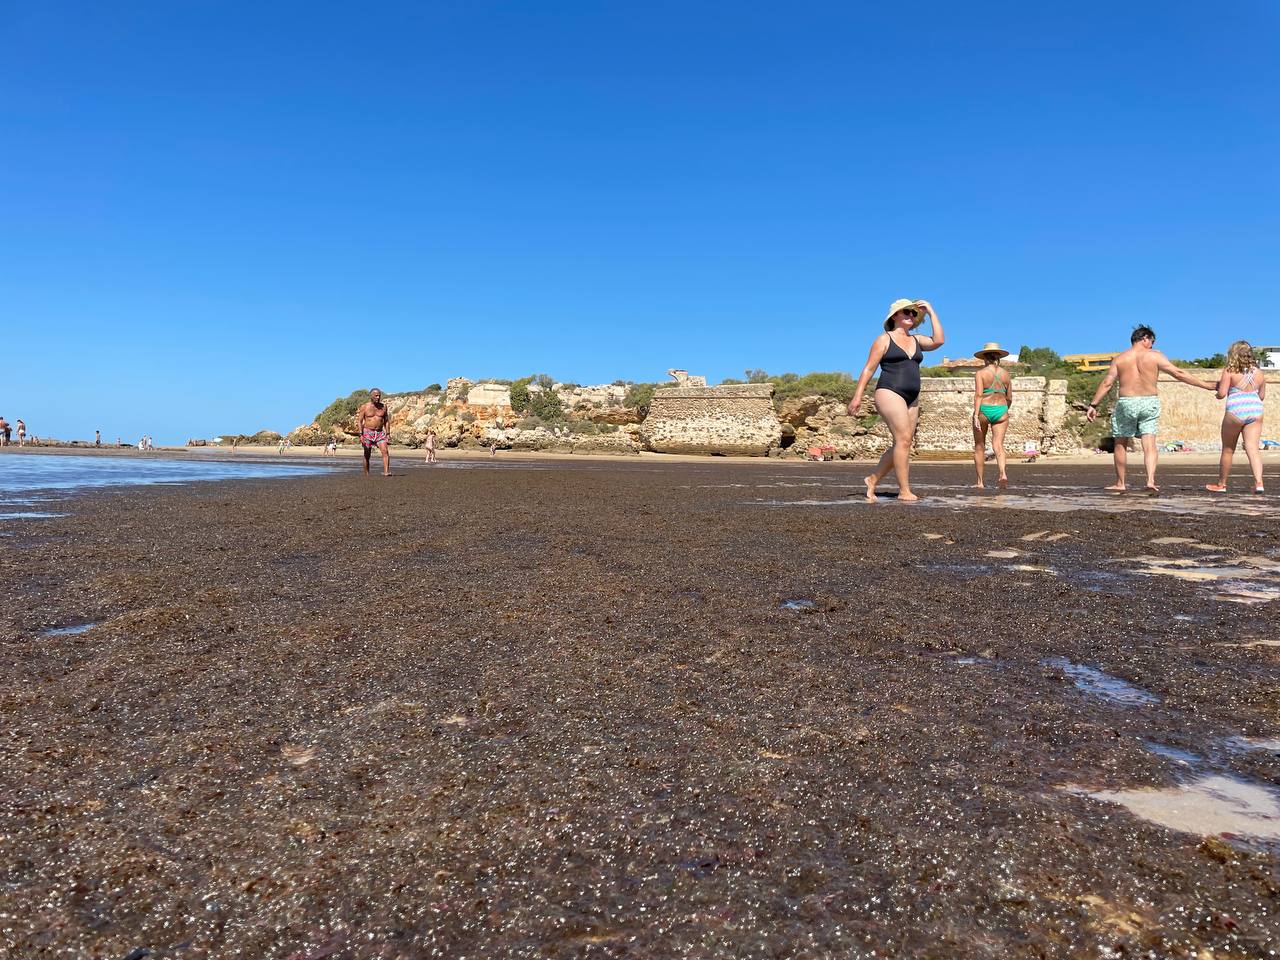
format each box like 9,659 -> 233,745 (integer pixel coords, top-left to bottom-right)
641,383 -> 782,455
643,372 -> 1072,456
1155,370 -> 1279,445
914,377 -> 1071,453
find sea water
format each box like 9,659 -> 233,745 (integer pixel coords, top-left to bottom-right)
0,454 -> 331,512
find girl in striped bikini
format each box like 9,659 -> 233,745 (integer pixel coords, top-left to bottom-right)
1206,340 -> 1266,494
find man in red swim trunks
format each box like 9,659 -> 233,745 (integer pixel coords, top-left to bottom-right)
356,388 -> 392,477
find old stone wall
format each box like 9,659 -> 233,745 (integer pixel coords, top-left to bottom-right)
642,384 -> 781,456
914,377 -> 1064,453
1155,370 -> 1278,445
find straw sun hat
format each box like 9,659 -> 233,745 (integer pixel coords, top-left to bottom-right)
883,299 -> 924,332
973,342 -> 1010,360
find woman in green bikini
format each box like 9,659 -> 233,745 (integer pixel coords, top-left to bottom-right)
971,343 -> 1014,488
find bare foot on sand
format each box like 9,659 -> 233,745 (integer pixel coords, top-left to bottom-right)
972,483 -> 985,489
864,475 -> 878,502
898,491 -> 920,503
1205,483 -> 1227,493
1144,484 -> 1159,494
1104,484 -> 1126,493
997,476 -> 1009,489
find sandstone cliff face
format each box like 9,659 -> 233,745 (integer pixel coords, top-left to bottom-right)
778,396 -> 892,457
289,378 -> 644,453
291,374 -> 1082,457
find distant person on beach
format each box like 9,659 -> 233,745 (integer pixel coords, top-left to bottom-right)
95,430 -> 101,447
1206,340 -> 1266,494
848,298 -> 945,502
1086,325 -> 1215,493
324,438 -> 338,455
15,420 -> 25,446
424,429 -> 437,464
356,388 -> 392,477
0,417 -> 9,446
971,343 -> 1013,489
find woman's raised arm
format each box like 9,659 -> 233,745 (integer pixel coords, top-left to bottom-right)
913,300 -> 945,351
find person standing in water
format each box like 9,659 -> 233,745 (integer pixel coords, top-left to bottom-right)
1206,340 -> 1266,494
847,298 -> 945,502
1086,325 -> 1215,493
424,428 -> 437,464
356,388 -> 392,477
970,343 -> 1013,489
16,420 -> 26,446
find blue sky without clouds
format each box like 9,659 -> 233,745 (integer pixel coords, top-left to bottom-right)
3,1 -> 1277,441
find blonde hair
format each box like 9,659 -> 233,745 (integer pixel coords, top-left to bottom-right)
1225,340 -> 1258,373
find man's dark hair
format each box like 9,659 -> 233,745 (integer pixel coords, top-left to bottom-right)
1131,325 -> 1156,344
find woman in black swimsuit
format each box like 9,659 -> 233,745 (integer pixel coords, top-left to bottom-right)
847,298 -> 945,501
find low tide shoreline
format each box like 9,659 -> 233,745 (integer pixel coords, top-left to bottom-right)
4,441 -> 1272,468
2,458 -> 1277,956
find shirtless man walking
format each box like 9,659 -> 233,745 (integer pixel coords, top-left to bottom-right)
356,388 -> 392,477
1086,325 -> 1214,493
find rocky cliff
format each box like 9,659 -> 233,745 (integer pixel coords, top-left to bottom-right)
291,371 -> 1078,458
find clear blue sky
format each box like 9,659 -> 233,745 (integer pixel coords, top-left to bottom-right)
3,1 -> 1277,442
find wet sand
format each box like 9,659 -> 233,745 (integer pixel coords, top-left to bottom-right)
2,458 -> 1278,958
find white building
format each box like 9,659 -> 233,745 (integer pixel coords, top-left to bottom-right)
1259,346 -> 1280,369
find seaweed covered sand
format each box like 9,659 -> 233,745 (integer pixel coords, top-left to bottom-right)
2,457 -> 1278,958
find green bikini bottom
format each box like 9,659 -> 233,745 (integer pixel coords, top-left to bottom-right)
978,404 -> 1009,424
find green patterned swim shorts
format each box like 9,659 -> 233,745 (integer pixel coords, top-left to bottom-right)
1111,395 -> 1161,438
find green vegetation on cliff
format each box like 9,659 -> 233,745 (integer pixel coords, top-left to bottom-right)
315,390 -> 371,430
510,374 -> 564,421
720,370 -> 859,404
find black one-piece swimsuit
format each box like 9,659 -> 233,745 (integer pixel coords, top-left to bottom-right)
876,335 -> 923,406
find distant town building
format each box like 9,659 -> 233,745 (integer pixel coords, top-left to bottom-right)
1259,345 -> 1280,369
1063,352 -> 1120,371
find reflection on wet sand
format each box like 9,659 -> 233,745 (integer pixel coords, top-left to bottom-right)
40,622 -> 99,637
1120,553 -> 1280,605
1043,658 -> 1160,706
1087,776 -> 1280,844
758,487 -> 1279,519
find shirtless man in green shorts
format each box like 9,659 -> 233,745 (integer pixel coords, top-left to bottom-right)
1086,325 -> 1214,493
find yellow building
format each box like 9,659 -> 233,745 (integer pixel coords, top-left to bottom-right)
1063,352 -> 1120,371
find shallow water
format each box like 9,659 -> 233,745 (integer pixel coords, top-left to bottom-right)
1143,742 -> 1203,766
0,454 -> 332,497
1089,775 -> 1280,843
1223,736 -> 1280,755
757,489 -> 1280,519
41,622 -> 99,637
1043,658 -> 1160,706
0,511 -> 68,519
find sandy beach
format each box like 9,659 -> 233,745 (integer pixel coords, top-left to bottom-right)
2,455 -> 1278,957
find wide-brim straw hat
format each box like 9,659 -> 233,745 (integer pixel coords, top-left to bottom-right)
883,298 -> 923,332
974,342 -> 1010,360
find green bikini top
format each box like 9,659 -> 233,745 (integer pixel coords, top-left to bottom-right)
982,370 -> 1008,396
